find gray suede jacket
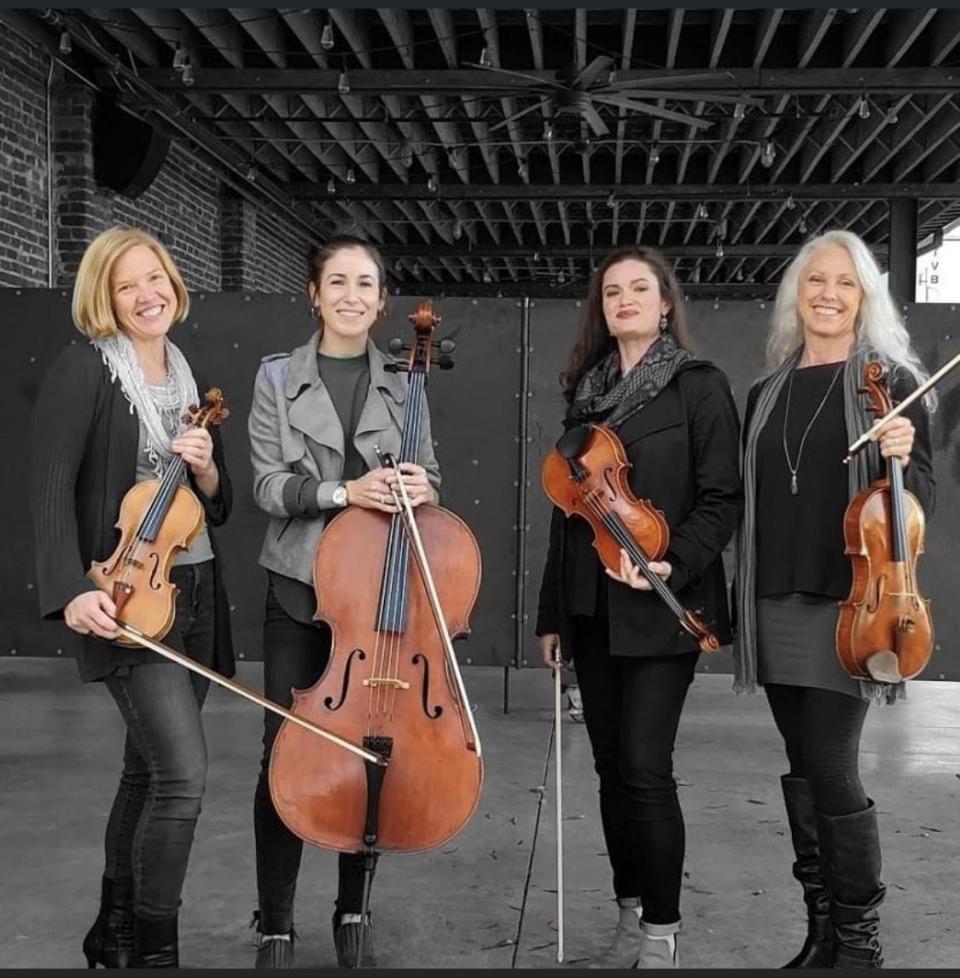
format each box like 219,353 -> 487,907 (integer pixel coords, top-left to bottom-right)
248,332 -> 441,585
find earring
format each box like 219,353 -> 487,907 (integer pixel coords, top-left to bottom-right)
659,315 -> 669,332
309,303 -> 321,320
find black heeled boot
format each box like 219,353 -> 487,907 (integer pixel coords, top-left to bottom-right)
82,876 -> 134,969
128,914 -> 179,968
251,910 -> 295,969
817,801 -> 885,968
780,777 -> 834,968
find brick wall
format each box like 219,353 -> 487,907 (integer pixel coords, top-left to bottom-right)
0,21 -> 50,287
0,21 -> 309,294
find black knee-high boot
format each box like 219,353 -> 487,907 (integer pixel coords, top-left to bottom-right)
817,801 -> 885,968
128,914 -> 179,968
780,777 -> 834,968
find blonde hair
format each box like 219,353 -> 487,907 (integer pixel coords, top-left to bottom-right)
71,227 -> 189,340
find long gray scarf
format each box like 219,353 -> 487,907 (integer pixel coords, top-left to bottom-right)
733,344 -> 904,704
569,332 -> 695,428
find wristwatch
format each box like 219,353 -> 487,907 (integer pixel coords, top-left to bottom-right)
332,482 -> 348,507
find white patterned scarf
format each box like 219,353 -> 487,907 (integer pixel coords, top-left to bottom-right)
92,331 -> 199,476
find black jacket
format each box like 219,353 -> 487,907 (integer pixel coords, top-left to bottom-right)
30,340 -> 235,682
536,361 -> 743,658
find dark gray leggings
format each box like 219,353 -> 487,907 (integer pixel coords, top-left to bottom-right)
764,683 -> 870,815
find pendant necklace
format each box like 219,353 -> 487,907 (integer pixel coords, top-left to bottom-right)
781,363 -> 844,495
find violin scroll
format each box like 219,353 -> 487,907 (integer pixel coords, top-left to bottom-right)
183,387 -> 230,430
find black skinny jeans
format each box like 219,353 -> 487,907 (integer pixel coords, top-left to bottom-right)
764,683 -> 870,816
253,583 -> 370,934
102,562 -> 214,920
571,615 -> 698,926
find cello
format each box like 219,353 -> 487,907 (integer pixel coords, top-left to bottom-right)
836,360 -> 933,683
267,302 -> 484,863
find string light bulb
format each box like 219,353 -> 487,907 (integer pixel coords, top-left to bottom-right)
172,43 -> 186,70
337,69 -> 350,95
760,140 -> 776,168
543,120 -> 554,141
697,203 -> 709,220
479,47 -> 492,68
649,145 -> 660,166
326,177 -> 336,194
517,159 -> 528,181
453,219 -> 463,240
858,95 -> 870,119
320,21 -> 334,51
606,192 -> 616,208
59,32 -> 72,55
181,62 -> 194,87
427,174 -> 437,193
715,241 -> 725,259
785,194 -> 796,210
732,102 -> 745,121
345,166 -> 356,184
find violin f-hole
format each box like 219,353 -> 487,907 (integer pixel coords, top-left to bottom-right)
412,653 -> 444,719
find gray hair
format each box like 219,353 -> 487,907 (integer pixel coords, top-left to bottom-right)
766,230 -> 934,410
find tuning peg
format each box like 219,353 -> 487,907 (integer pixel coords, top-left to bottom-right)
383,361 -> 407,373
387,337 -> 405,354
436,355 -> 455,370
433,338 -> 456,354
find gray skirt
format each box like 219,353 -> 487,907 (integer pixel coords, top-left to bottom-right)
757,593 -> 862,699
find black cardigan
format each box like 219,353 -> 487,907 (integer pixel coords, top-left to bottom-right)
536,361 -> 744,658
30,340 -> 235,683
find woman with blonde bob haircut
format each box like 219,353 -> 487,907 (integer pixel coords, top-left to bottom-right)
31,225 -> 235,968
72,226 -> 190,340
733,229 -> 935,968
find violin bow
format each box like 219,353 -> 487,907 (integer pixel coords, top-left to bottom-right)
379,453 -> 483,759
554,651 -> 565,963
109,619 -> 386,766
846,350 -> 960,461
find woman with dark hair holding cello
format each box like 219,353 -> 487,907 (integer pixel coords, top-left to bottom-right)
247,234 -> 448,969
536,246 -> 742,968
733,230 -> 935,969
30,226 -> 235,968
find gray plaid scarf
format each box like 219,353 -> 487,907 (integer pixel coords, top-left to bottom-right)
733,344 -> 904,704
568,332 -> 695,428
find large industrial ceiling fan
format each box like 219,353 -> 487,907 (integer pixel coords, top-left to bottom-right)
473,56 -> 760,136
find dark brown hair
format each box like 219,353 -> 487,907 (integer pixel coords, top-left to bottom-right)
561,245 -> 693,401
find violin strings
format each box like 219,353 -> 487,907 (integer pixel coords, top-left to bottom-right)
580,492 -> 685,618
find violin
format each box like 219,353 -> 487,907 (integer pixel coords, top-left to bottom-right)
267,301 -> 484,856
837,361 -> 932,682
87,388 -> 229,646
541,423 -> 720,653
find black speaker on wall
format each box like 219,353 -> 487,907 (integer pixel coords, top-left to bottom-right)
93,95 -> 171,199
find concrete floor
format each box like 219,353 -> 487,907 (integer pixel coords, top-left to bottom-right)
1,658 -> 958,969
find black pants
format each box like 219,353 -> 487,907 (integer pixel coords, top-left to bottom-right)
764,684 -> 870,816
102,562 -> 214,919
571,616 -> 698,925
253,583 -> 370,934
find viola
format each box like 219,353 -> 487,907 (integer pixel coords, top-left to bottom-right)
267,302 -> 484,856
837,361 -> 932,682
541,422 -> 720,653
87,388 -> 229,646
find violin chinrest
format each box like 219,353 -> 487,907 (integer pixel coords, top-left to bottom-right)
556,425 -> 592,460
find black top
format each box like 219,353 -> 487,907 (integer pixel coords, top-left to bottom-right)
30,341 -> 235,683
756,363 -> 851,598
746,362 -> 936,601
536,362 -> 743,658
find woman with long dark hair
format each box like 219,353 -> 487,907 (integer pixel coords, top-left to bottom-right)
536,246 -> 742,967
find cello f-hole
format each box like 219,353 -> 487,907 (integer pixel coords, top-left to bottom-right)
412,653 -> 444,719
324,648 -> 366,711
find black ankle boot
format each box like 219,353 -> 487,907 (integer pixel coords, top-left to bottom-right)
251,910 -> 295,969
818,801 -> 885,968
128,914 -> 179,968
780,777 -> 834,968
333,908 -> 376,968
82,877 -> 134,969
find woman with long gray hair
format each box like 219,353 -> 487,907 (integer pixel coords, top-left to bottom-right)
733,230 -> 935,968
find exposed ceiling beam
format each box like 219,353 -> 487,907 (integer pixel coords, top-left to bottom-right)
373,243 -> 873,259
125,67 -> 960,97
289,182 -> 960,202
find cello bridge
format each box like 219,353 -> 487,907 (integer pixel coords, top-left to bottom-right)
362,677 -> 411,690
